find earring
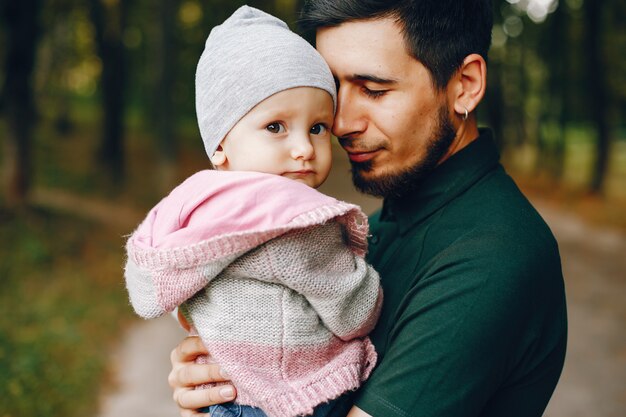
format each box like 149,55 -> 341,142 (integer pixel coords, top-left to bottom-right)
461,106 -> 469,121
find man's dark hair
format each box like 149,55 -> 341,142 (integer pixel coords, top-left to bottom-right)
299,0 -> 493,90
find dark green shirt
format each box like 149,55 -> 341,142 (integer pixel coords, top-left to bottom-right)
354,130 -> 567,417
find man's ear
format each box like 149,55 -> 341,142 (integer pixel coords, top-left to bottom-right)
210,145 -> 227,167
450,54 -> 487,117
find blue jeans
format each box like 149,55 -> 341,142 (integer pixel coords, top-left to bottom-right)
200,402 -> 266,417
200,398 -> 336,417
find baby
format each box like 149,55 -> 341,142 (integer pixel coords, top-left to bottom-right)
124,6 -> 382,417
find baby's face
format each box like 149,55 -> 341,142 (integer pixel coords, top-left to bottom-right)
214,87 -> 334,188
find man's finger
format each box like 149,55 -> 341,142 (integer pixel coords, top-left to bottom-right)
169,363 -> 229,388
176,385 -> 237,410
170,336 -> 209,364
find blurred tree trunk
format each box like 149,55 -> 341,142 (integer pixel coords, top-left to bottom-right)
553,4 -> 573,181
584,0 -> 610,194
0,0 -> 41,208
536,3 -> 567,179
89,0 -> 128,182
154,0 -> 178,192
553,5 -> 569,179
502,37 -> 526,150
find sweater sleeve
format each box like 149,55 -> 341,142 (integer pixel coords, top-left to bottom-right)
124,255 -> 166,319
261,222 -> 383,341
124,245 -> 240,319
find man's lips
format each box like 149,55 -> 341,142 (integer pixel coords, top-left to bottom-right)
346,149 -> 380,163
339,138 -> 383,163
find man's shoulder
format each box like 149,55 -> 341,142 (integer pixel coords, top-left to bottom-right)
427,169 -> 561,281
449,166 -> 556,244
369,165 -> 563,286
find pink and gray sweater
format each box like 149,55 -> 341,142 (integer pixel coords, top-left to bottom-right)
124,170 -> 382,417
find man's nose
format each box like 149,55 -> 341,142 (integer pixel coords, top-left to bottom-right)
332,88 -> 367,139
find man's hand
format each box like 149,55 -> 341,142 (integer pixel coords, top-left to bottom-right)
346,406 -> 372,417
168,335 -> 236,417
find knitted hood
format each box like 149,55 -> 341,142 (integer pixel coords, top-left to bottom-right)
125,170 -> 369,318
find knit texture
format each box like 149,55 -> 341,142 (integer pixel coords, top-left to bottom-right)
125,171 -> 382,417
195,6 -> 337,158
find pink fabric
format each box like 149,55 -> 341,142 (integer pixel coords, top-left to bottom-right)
205,338 -> 377,417
124,170 -> 380,416
133,170 -> 339,249
127,171 -> 370,315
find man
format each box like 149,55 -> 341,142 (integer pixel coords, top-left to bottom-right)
168,1 -> 567,416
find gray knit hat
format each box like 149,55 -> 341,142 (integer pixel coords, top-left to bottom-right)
195,6 -> 337,158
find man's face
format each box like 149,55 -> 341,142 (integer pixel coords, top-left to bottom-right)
316,18 -> 456,198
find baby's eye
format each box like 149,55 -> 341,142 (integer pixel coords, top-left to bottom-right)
310,123 -> 328,135
266,122 -> 285,134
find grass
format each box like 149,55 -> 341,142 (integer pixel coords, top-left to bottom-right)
0,103 -> 171,417
0,207 -> 133,417
0,109 -> 204,417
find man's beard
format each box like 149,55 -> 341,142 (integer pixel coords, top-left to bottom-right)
349,105 -> 456,199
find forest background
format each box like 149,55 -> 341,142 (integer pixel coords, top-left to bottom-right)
1,0 -> 625,416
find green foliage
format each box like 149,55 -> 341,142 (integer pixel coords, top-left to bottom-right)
484,0 -> 626,193
0,208 -> 132,417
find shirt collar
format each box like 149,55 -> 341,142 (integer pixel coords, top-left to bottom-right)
381,128 -> 501,234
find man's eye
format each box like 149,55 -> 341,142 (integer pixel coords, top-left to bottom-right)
363,87 -> 387,99
310,124 -> 328,135
266,122 -> 285,134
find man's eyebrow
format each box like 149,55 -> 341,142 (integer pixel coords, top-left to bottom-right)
349,74 -> 399,84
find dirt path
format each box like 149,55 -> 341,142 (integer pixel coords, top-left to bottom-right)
536,203 -> 626,417
97,317 -> 186,417
93,149 -> 625,416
